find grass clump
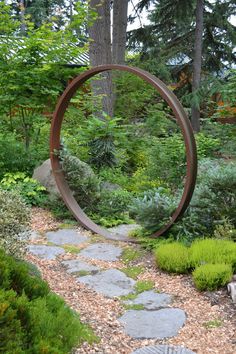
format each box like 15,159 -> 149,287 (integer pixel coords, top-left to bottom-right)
155,242 -> 190,273
193,263 -> 232,291
122,266 -> 144,279
124,304 -> 145,310
135,280 -> 155,293
190,238 -> 236,271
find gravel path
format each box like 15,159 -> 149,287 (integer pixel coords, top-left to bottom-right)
28,207 -> 236,354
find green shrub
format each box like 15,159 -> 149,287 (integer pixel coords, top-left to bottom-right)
155,242 -> 190,273
0,250 -> 49,299
0,172 -> 47,206
129,188 -> 176,232
60,150 -> 101,211
0,189 -> 30,257
0,250 -> 96,353
193,263 -> 232,291
190,238 -> 236,272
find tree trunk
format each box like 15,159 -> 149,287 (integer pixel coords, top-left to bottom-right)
88,0 -> 113,117
191,0 -> 204,132
19,0 -> 26,35
112,0 -> 129,64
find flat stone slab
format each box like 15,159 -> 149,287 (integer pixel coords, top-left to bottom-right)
46,229 -> 88,246
123,290 -> 172,310
108,224 -> 140,241
28,245 -> 65,260
131,345 -> 196,354
119,308 -> 186,339
62,259 -> 100,274
29,231 -> 41,241
80,243 -> 122,261
77,269 -> 136,297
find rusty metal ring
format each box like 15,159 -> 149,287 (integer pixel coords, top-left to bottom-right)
50,65 -> 197,238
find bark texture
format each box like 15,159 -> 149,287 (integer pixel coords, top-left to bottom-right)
191,0 -> 204,132
88,0 -> 113,116
112,0 -> 129,64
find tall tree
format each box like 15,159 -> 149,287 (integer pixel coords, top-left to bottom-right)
88,0 -> 113,116
128,0 -> 236,131
191,0 -> 204,132
88,0 -> 129,116
112,0 -> 129,64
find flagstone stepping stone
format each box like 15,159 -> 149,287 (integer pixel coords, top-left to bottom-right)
29,230 -> 41,241
80,243 -> 122,261
28,245 -> 65,260
131,345 -> 196,354
46,229 -> 88,245
77,269 -> 136,297
123,290 -> 172,310
108,224 -> 140,242
62,259 -> 100,274
119,308 -> 186,339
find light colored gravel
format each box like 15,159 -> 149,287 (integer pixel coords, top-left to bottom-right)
28,208 -> 236,354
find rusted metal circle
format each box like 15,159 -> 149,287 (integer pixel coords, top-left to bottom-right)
50,65 -> 197,238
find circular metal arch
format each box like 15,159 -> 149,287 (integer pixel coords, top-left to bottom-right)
50,65 -> 197,239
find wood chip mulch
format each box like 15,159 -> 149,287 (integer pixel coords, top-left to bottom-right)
27,207 -> 236,354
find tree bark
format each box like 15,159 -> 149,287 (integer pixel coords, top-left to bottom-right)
112,0 -> 129,64
19,0 -> 26,35
191,0 -> 204,133
88,0 -> 113,117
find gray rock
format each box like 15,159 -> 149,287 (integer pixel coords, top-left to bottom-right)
131,345 -> 196,354
33,159 -> 60,196
77,269 -> 136,297
29,231 -> 41,241
46,229 -> 88,246
123,290 -> 172,310
28,245 -> 65,260
108,224 -> 140,242
62,259 -> 99,274
119,308 -> 186,339
80,243 -> 122,261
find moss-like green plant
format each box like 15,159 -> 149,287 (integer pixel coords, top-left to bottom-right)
62,245 -> 81,254
190,238 -> 236,271
124,304 -> 145,310
121,247 -> 142,264
192,263 -> 232,291
122,266 -> 144,279
155,242 -> 190,273
135,280 -> 155,293
203,319 -> 222,329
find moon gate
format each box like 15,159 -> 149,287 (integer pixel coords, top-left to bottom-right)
50,65 -> 197,238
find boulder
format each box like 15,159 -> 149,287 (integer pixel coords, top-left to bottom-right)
33,159 -> 60,196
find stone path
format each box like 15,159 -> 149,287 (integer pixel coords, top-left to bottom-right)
28,225 -> 196,353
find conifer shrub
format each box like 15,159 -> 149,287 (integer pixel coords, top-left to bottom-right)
155,242 -> 191,273
0,250 -> 96,353
193,263 -> 232,291
190,238 -> 236,272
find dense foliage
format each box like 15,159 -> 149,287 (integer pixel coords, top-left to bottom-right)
0,189 -> 30,257
0,250 -> 96,353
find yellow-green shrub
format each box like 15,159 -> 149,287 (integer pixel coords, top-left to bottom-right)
155,242 -> 190,273
193,263 -> 232,291
190,238 -> 236,271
